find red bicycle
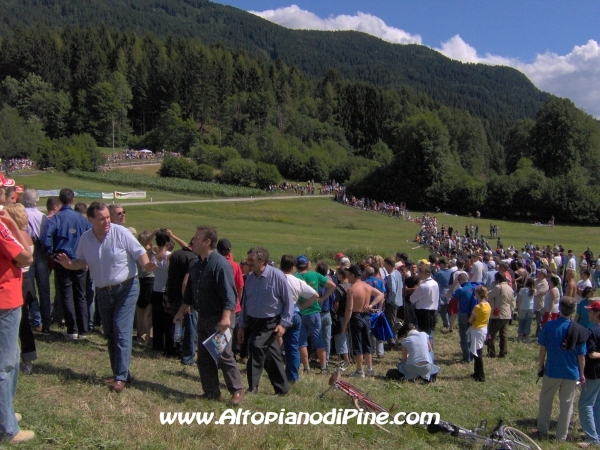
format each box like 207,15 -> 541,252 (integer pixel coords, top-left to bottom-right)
318,362 -> 395,432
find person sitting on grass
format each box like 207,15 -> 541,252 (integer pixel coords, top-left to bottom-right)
395,322 -> 440,382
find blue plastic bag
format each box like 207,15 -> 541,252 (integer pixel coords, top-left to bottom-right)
370,311 -> 394,341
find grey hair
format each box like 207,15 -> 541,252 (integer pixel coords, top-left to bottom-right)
108,204 -> 123,213
22,188 -> 38,208
248,247 -> 269,263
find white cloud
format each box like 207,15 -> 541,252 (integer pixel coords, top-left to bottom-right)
250,5 -> 422,45
252,5 -> 600,117
437,36 -> 600,117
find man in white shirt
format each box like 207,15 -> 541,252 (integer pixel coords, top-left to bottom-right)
56,202 -> 156,392
577,269 -> 593,304
410,264 -> 439,337
469,254 -> 487,283
566,250 -> 577,272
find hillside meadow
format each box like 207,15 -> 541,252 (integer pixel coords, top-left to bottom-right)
6,170 -> 600,449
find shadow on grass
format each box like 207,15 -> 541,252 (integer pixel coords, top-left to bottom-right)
33,362 -> 195,401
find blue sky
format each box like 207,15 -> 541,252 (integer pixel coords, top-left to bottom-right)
215,0 -> 600,117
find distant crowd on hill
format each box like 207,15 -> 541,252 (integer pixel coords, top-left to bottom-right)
102,150 -> 180,161
2,158 -> 35,172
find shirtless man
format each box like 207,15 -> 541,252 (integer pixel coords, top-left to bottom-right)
342,265 -> 384,378
565,269 -> 577,298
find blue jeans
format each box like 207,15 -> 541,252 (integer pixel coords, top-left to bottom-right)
96,278 -> 139,381
518,310 -> 534,337
579,378 -> 600,444
86,271 -> 95,330
594,271 -> 600,290
398,361 -> 431,380
299,312 -> 325,349
458,313 -> 472,363
283,311 -> 301,382
0,307 -> 21,440
370,332 -> 385,356
28,244 -> 50,328
439,302 -> 450,328
334,332 -> 349,355
180,309 -> 198,365
320,311 -> 332,363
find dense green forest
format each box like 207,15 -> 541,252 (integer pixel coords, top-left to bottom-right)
0,0 -> 548,143
0,17 -> 599,224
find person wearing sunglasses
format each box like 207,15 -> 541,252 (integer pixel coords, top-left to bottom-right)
108,204 -> 126,226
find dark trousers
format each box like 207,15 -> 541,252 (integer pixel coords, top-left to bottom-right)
473,348 -> 485,381
246,316 -> 288,394
197,314 -> 243,398
55,264 -> 88,335
487,318 -> 509,357
151,291 -> 175,356
415,309 -> 436,335
19,272 -> 37,361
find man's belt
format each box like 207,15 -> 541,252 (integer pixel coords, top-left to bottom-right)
98,277 -> 136,291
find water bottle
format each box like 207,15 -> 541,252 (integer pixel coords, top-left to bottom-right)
173,320 -> 182,343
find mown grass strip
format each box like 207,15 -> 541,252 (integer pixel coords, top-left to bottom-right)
68,170 -> 267,198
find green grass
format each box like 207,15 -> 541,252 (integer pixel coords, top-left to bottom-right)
7,170 -> 600,449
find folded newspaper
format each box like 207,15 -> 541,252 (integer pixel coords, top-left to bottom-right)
202,328 -> 232,362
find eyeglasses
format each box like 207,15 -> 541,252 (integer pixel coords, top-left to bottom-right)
116,211 -> 126,216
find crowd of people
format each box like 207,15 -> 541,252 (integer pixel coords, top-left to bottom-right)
102,149 -> 180,161
335,188 -> 411,219
1,184 -> 600,445
1,158 -> 35,172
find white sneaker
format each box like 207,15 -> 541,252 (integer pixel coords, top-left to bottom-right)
350,370 -> 365,378
366,368 -> 376,377
62,332 -> 78,340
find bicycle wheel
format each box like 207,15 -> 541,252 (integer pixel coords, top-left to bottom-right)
500,426 -> 542,450
353,398 -> 391,433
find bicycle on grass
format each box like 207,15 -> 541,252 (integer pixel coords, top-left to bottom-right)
318,362 -> 396,433
427,418 -> 542,450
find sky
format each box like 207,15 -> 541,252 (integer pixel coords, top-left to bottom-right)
215,0 -> 600,117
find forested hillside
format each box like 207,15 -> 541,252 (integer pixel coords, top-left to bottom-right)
0,0 -> 548,143
1,2 -> 599,224
1,25 -> 599,224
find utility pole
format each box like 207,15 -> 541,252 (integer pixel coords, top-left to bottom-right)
112,119 -> 115,163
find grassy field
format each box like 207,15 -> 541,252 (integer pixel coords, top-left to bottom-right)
6,170 -> 600,449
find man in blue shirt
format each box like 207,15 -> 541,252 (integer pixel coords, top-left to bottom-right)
42,188 -> 91,339
364,265 -> 386,357
433,259 -> 453,332
537,297 -> 587,442
454,273 -> 477,363
238,247 -> 293,395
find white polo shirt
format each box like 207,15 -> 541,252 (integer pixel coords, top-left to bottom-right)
76,224 -> 146,288
410,278 -> 439,311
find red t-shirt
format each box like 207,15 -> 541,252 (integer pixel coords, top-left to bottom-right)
225,253 -> 245,314
0,221 -> 25,309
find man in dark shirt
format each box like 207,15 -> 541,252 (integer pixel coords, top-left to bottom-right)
174,226 -> 244,405
579,300 -> 600,445
167,238 -> 198,365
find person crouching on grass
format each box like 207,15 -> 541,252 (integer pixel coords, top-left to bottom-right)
468,285 -> 491,382
395,322 -> 440,382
